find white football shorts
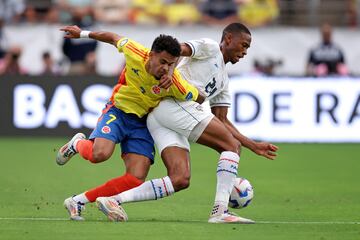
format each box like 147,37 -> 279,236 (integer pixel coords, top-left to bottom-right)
147,98 -> 214,154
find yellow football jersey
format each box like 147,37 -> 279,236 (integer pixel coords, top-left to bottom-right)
109,37 -> 198,118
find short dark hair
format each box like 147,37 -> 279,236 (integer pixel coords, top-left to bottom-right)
151,34 -> 181,57
221,23 -> 251,42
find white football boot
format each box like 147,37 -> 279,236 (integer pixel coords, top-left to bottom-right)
96,197 -> 128,222
208,204 -> 255,224
64,197 -> 85,221
56,133 -> 86,165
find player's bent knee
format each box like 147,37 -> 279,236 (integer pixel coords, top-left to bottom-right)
92,150 -> 111,163
170,176 -> 190,192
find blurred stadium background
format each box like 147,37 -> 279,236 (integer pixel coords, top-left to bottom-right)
0,1 -> 359,240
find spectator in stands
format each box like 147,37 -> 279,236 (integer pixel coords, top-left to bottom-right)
347,0 -> 358,27
162,0 -> 201,26
306,23 -> 348,77
56,0 -> 94,26
253,58 -> 282,76
0,46 -> 26,75
84,51 -> 96,74
236,0 -> 279,27
130,0 -> 164,25
24,0 -> 58,23
94,0 -> 131,24
62,35 -> 97,75
41,51 -> 61,75
58,0 -> 97,74
199,0 -> 239,25
0,0 -> 26,24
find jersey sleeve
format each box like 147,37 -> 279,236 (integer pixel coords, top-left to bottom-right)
168,69 -> 199,101
184,38 -> 219,60
209,87 -> 231,107
117,37 -> 148,57
117,37 -> 130,52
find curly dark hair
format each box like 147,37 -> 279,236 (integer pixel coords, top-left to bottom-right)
221,23 -> 251,42
151,34 -> 181,57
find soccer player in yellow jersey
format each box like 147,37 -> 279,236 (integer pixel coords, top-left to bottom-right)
56,25 -> 201,220
95,23 -> 278,224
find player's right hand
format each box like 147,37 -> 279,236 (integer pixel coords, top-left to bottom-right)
60,25 -> 82,39
159,74 -> 173,89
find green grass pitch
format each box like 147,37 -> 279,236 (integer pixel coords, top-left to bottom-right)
0,137 -> 359,240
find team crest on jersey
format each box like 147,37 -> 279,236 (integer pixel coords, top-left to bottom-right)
101,126 -> 111,134
119,38 -> 128,47
152,85 -> 161,94
185,92 -> 193,100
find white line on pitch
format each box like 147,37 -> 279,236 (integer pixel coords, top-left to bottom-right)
0,217 -> 359,224
257,221 -> 360,225
0,217 -> 68,221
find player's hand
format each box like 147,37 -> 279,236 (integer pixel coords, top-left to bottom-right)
159,74 -> 173,89
60,25 -> 82,39
253,142 -> 279,160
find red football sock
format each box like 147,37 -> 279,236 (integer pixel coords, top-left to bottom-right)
76,139 -> 95,162
85,173 -> 143,202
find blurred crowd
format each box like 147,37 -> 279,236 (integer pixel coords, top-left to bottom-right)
0,0 -> 280,27
0,0 -> 358,77
0,0 -> 280,76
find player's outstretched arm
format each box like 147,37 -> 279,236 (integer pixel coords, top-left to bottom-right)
60,25 -> 123,47
211,106 -> 279,160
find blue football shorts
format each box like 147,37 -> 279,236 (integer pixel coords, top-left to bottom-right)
89,103 -> 155,163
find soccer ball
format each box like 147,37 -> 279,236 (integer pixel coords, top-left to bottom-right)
228,177 -> 254,209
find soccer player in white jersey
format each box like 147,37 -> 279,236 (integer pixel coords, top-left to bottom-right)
96,23 -> 279,223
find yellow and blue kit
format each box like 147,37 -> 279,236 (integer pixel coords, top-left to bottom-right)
89,37 -> 198,162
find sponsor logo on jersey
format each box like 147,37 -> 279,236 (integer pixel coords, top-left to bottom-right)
152,85 -> 161,94
132,68 -> 140,76
119,38 -> 128,47
196,105 -> 204,112
101,126 -> 111,134
185,92 -> 193,100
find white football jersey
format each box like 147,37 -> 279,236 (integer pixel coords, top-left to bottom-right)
177,38 -> 231,107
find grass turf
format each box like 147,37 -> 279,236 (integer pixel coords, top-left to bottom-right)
0,137 -> 359,240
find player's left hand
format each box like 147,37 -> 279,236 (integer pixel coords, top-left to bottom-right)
253,142 -> 279,160
159,74 -> 173,89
